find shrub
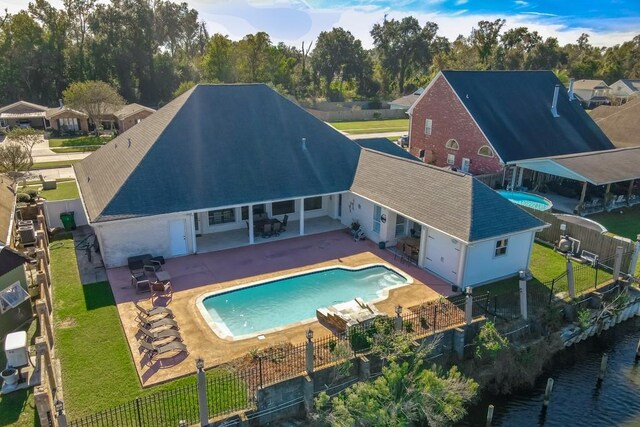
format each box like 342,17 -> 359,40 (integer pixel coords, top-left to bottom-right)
403,320 -> 414,333
349,328 -> 371,353
17,193 -> 31,203
577,308 -> 592,329
475,321 -> 508,361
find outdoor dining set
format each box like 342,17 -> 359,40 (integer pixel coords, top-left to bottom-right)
128,254 -> 173,301
247,213 -> 288,238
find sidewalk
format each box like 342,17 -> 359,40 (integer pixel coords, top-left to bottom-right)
33,152 -> 90,162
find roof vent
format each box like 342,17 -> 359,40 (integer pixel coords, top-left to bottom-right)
128,138 -> 132,148
302,137 -> 307,150
568,78 -> 575,101
551,84 -> 560,118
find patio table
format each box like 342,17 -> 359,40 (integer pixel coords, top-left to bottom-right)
154,271 -> 171,283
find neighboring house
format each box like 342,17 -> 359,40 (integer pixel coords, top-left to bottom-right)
0,101 -> 49,129
74,83 -> 545,288
0,179 -> 31,340
389,88 -> 424,111
407,70 -> 614,176
46,106 -> 90,133
113,103 -> 156,132
608,79 -> 640,104
572,79 -> 610,108
590,96 -> 640,148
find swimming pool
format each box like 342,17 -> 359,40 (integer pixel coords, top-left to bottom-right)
197,264 -> 411,340
497,190 -> 553,211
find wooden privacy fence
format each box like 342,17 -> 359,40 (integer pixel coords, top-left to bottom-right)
523,207 -> 635,272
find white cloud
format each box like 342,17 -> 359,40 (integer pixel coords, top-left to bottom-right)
514,0 -> 529,6
455,0 -> 469,5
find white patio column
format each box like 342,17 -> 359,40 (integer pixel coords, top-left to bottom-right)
517,167 -> 525,188
248,204 -> 254,244
456,242 -> 468,288
417,225 -> 428,268
510,166 -> 518,190
299,198 -> 305,236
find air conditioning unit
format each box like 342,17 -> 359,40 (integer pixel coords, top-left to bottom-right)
17,220 -> 33,228
4,331 -> 29,368
18,226 -> 36,245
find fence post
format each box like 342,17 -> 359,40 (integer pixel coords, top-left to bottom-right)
453,327 -> 465,360
54,400 -> 69,427
36,299 -> 55,349
37,249 -> 51,287
34,385 -> 55,427
630,235 -> 640,277
35,336 -> 57,393
566,258 -> 576,298
519,271 -> 528,321
305,329 -> 314,374
358,356 -> 370,380
613,246 -> 624,283
464,287 -> 473,326
196,358 -> 209,427
394,305 -> 403,332
303,375 -> 314,416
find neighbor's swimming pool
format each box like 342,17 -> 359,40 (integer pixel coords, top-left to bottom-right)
497,190 -> 553,211
197,265 -> 410,340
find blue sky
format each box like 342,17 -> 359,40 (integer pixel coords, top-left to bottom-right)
4,0 -> 639,47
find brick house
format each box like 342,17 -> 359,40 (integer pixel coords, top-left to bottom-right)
407,70 -> 614,178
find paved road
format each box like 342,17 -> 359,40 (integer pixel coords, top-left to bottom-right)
346,131 -> 405,140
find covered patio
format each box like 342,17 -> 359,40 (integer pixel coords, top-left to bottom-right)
509,147 -> 640,216
106,230 -> 451,385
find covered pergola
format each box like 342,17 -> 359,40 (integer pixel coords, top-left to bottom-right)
508,147 -> 640,215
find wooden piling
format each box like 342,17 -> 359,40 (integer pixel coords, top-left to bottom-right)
636,338 -> 640,361
486,404 -> 494,427
599,353 -> 608,381
543,378 -> 554,407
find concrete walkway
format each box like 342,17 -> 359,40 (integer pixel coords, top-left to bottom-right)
33,152 -> 90,162
24,167 -> 76,181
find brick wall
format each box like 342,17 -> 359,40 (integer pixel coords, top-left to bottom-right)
408,75 -> 503,175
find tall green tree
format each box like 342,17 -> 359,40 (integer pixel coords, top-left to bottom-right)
470,19 -> 505,68
202,33 -> 236,83
63,0 -> 95,81
236,32 -> 272,82
371,17 -> 438,95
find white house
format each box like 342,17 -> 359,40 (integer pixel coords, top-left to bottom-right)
75,84 -> 546,287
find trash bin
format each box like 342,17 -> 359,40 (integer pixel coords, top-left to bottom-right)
378,241 -> 386,250
60,212 -> 76,231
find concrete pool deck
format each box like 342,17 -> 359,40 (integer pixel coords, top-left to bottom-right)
106,230 -> 452,386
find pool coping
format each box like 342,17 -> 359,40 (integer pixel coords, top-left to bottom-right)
195,262 -> 414,341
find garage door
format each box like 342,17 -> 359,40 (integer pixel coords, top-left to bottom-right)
424,231 -> 461,284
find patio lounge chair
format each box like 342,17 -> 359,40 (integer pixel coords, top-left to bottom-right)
135,302 -> 174,322
138,316 -> 179,331
137,326 -> 182,343
139,340 -> 188,360
316,298 -> 383,332
135,303 -> 173,318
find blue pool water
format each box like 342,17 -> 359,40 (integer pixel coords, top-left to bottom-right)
498,190 -> 553,211
200,266 -> 407,338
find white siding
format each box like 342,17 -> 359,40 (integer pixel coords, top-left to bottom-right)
95,213 -> 195,268
463,230 -> 535,287
43,199 -> 88,229
422,227 -> 462,284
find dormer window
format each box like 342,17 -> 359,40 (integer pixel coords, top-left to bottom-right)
445,139 -> 459,150
478,145 -> 494,157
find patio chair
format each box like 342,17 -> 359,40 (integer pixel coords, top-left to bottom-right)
138,316 -> 179,331
139,340 -> 188,361
143,258 -> 162,272
262,223 -> 272,238
150,280 -> 173,304
403,244 -> 417,264
137,326 -> 182,343
281,214 -> 288,232
131,273 -> 150,294
135,303 -> 173,318
272,222 -> 281,236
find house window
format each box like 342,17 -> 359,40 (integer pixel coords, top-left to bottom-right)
208,208 -> 235,225
445,139 -> 459,150
272,200 -> 295,216
424,119 -> 432,135
304,196 -> 323,211
0,282 -> 30,314
241,204 -> 265,220
418,149 -> 425,160
373,205 -> 381,233
58,117 -> 79,131
495,239 -> 508,257
395,215 -> 407,237
447,154 -> 455,165
478,145 -> 494,157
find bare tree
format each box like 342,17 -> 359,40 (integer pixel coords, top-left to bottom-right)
0,144 -> 33,179
5,128 -> 40,166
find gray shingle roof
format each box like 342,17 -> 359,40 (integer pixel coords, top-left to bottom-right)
350,149 -> 545,242
440,71 -> 615,163
113,103 -> 155,120
75,84 -> 362,222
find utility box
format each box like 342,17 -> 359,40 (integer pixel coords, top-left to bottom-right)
4,331 -> 28,368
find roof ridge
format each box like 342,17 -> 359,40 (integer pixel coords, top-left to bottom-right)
361,148 -> 467,177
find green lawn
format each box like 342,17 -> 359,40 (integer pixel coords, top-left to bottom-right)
590,205 -> 640,241
39,181 -> 80,201
50,237 -> 245,421
31,160 -> 79,170
47,135 -> 112,148
329,118 -> 409,134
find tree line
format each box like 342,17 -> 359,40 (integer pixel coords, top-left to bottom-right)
2,1 -> 639,108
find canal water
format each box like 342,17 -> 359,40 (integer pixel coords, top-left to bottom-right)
462,318 -> 640,426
